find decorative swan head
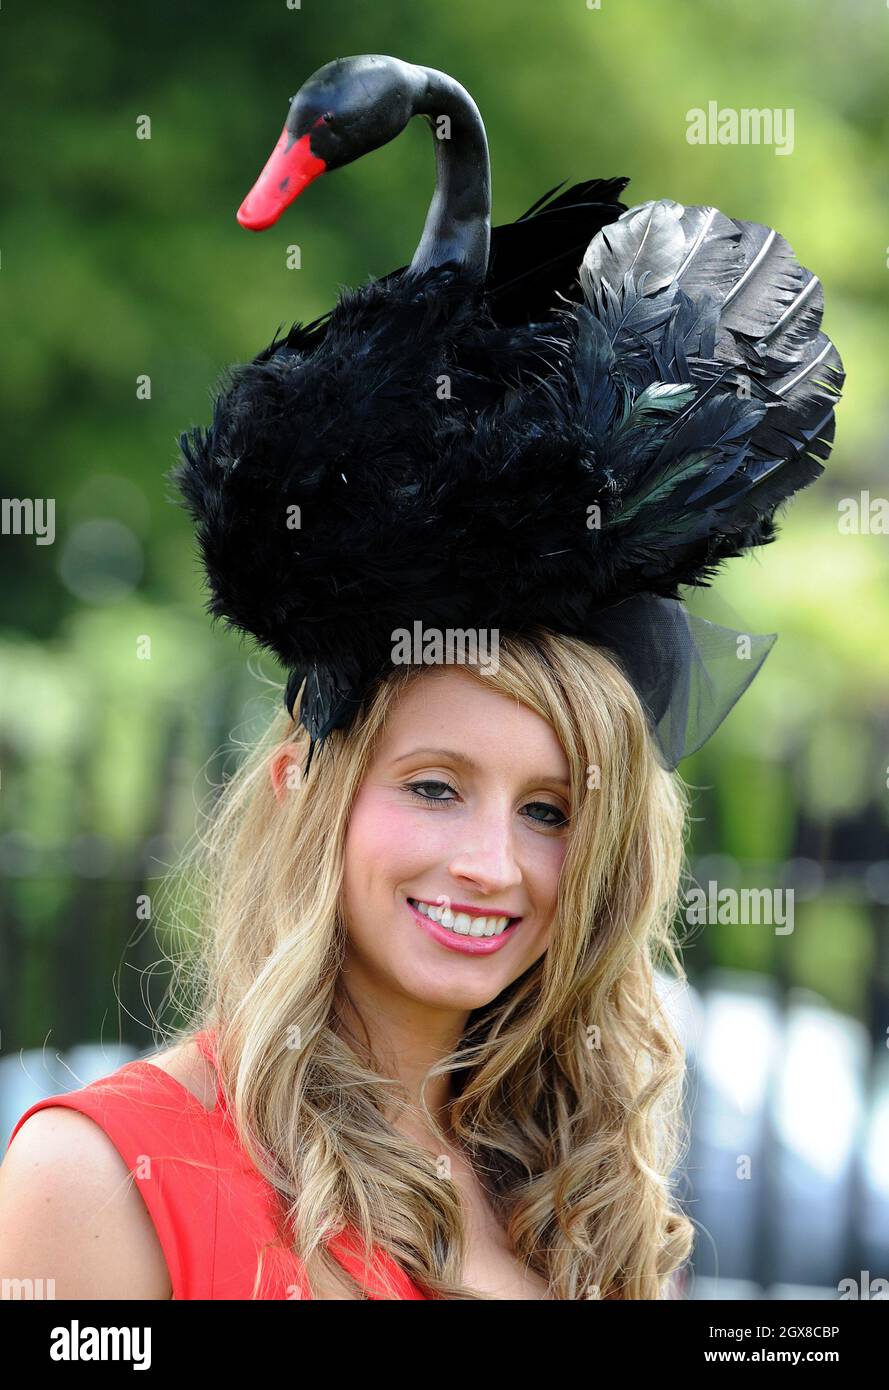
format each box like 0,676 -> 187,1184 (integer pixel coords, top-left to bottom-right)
236,54 -> 492,283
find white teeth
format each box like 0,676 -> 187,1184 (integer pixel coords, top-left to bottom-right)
410,899 -> 512,937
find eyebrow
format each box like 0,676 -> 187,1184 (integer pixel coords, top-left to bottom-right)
388,746 -> 570,790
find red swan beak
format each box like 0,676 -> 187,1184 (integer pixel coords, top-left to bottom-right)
236,126 -> 327,231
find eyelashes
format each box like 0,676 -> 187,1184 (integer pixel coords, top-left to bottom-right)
403,779 -> 568,829
405,778 -> 459,804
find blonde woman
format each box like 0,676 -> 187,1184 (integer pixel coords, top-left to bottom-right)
2,633 -> 693,1299
1,54 -> 840,1300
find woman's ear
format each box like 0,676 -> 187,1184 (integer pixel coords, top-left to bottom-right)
269,745 -> 302,805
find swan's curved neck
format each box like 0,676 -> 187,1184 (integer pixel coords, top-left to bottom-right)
404,64 -> 491,286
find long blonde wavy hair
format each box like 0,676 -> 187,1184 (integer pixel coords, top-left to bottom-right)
158,627 -> 695,1299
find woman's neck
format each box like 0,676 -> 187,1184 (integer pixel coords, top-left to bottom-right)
333,979 -> 468,1143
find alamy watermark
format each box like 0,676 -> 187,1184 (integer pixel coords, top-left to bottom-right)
390,622 -> 499,675
684,880 -> 794,935
2,497 -> 55,544
686,102 -> 794,156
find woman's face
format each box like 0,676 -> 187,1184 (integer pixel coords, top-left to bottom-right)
340,667 -> 572,1012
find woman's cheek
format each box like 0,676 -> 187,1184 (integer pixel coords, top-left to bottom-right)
529,835 -> 569,910
350,789 -> 442,862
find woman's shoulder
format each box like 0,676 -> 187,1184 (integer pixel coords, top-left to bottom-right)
0,1035 -> 219,1300
0,1098 -> 173,1298
1,1034 -> 310,1300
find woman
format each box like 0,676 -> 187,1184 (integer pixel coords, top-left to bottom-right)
2,630 -> 693,1299
1,53 -> 841,1300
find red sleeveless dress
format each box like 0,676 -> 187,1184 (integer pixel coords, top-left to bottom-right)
6,1030 -> 429,1300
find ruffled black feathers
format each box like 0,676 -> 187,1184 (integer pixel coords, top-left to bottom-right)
170,186 -> 843,758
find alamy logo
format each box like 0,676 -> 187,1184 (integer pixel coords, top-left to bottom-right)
837,492 -> 889,534
49,1319 -> 151,1369
2,1276 -> 56,1298
686,102 -> 794,156
390,622 -> 500,675
684,880 -> 794,935
1,497 -> 55,544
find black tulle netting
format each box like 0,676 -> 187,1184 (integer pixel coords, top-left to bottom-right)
580,594 -> 777,770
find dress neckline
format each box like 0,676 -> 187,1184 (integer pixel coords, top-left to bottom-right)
192,1027 -> 227,1112
129,1028 -> 225,1117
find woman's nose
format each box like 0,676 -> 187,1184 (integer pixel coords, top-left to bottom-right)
446,815 -> 523,893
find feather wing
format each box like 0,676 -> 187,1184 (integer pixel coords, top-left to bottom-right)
572,199 -> 844,597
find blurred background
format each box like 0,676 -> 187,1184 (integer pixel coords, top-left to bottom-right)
0,0 -> 887,1299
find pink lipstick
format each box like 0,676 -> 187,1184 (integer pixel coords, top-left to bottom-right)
405,897 -> 522,956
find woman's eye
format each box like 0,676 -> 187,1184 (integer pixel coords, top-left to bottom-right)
405,779 -> 457,806
526,802 -> 569,828
404,781 -> 568,828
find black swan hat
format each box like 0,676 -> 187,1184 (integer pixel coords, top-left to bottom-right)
170,55 -> 844,775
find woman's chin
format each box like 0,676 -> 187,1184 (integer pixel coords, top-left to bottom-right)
383,955 -> 515,1012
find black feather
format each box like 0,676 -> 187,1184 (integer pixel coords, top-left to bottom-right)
169,190 -> 843,756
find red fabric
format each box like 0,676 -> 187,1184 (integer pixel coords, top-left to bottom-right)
6,1029 -> 429,1300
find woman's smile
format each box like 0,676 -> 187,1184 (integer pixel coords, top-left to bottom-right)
405,895 -> 523,955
